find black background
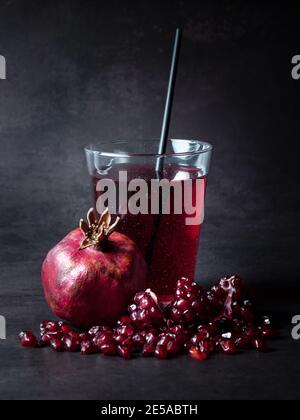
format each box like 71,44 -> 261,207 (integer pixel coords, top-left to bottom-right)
0,0 -> 299,400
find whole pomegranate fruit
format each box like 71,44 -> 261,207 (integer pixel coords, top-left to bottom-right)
42,208 -> 147,327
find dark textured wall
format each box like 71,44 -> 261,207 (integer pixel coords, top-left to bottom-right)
0,0 -> 299,291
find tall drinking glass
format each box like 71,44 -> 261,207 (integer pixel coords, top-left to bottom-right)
85,139 -> 212,302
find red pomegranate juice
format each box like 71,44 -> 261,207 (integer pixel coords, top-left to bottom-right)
92,164 -> 207,302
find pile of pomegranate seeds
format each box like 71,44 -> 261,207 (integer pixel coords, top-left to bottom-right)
19,276 -> 276,360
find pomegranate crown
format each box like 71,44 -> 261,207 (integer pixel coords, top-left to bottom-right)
79,208 -> 120,250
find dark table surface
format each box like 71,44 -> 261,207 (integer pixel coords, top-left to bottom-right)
1,248 -> 299,401
1,0 -> 300,400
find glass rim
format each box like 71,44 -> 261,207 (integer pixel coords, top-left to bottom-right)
85,139 -> 213,159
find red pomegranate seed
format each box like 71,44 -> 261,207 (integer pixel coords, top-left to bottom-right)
176,288 -> 186,298
155,345 -> 168,359
262,316 -> 272,325
195,328 -> 210,342
117,325 -> 135,337
117,316 -> 132,326
145,333 -> 158,346
40,332 -> 58,345
128,304 -> 137,314
183,309 -> 195,324
41,333 -> 53,347
235,335 -> 252,350
166,340 -> 181,356
19,331 -> 38,348
189,346 -> 209,361
50,338 -> 65,352
222,332 -> 232,339
169,324 -> 183,335
60,323 -> 71,334
117,345 -> 132,359
190,334 -> 201,346
176,298 -> 190,312
144,327 -> 159,337
169,307 -> 181,322
113,334 -> 127,344
102,326 -> 113,334
43,330 -> 63,339
101,343 -> 117,356
88,326 -> 102,336
177,277 -> 189,289
199,339 -> 214,355
243,325 -> 260,339
93,332 -> 113,348
45,321 -> 59,333
233,301 -> 241,315
157,334 -> 174,347
79,332 -> 90,342
150,306 -> 164,321
138,296 -> 153,310
142,344 -> 156,357
40,320 -> 51,333
122,337 -> 133,350
259,325 -> 276,339
219,339 -> 237,355
134,291 -> 149,306
191,299 -> 204,314
68,331 -> 80,341
239,307 -> 254,323
80,340 -> 98,355
63,336 -> 80,352
252,338 -> 268,352
132,333 -> 145,351
188,282 -> 202,294
208,322 -> 221,335
231,318 -> 246,332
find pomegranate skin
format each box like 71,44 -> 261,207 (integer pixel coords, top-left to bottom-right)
42,228 -> 147,328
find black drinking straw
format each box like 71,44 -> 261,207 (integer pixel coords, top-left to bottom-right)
146,29 -> 182,264
155,28 -> 182,176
